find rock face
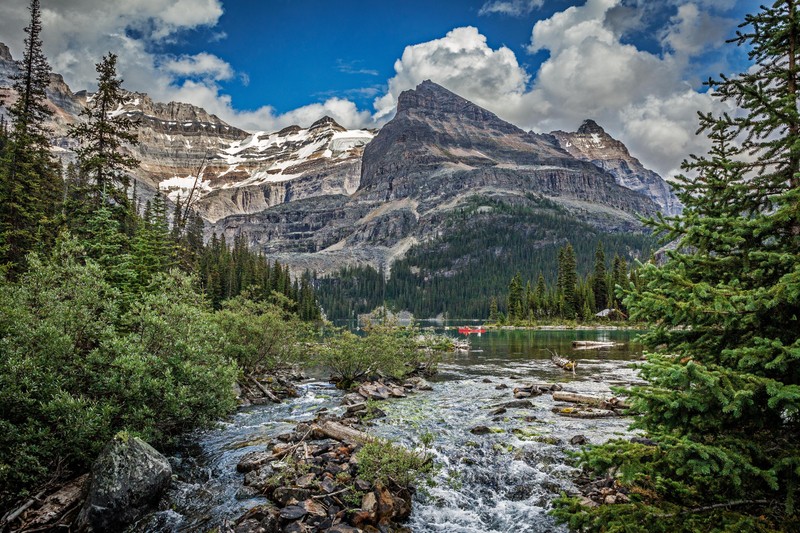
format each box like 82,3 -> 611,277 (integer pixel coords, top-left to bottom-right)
76,435 -> 172,532
0,43 -> 372,224
210,81 -> 659,274
551,119 -> 681,215
0,41 -> 675,277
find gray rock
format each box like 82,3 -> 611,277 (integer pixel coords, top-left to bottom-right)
76,435 -> 172,532
279,505 -> 307,520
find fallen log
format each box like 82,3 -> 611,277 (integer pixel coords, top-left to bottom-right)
249,376 -> 281,403
552,407 -> 621,418
22,474 -> 89,529
571,341 -> 619,348
550,354 -> 577,372
552,391 -> 630,410
316,421 -> 375,444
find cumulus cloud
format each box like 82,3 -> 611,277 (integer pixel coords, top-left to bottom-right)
660,3 -> 734,55
161,52 -> 234,81
478,0 -> 544,17
372,26 -> 529,121
0,0 -> 744,177
370,0 -> 740,178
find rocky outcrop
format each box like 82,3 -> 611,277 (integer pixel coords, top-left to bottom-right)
211,82 -> 658,275
76,435 -> 172,532
551,119 -> 681,215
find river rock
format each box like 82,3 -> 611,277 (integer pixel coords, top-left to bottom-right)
238,450 -> 273,472
489,407 -> 507,416
328,525 -> 363,533
280,505 -> 308,520
342,392 -> 365,405
497,399 -> 534,409
273,487 -> 312,505
346,402 -> 367,416
404,376 -> 433,391
234,504 -> 280,533
244,465 -> 275,491
470,425 -> 491,435
76,435 -> 172,532
570,435 -> 588,445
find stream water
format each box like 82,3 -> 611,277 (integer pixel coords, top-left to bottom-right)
135,329 -> 645,533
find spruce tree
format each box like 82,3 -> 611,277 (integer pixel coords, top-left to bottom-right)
560,244 -> 578,319
0,0 -> 61,274
68,53 -> 139,209
556,2 -> 800,530
592,241 -> 608,311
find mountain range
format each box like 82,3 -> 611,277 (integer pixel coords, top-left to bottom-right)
0,43 -> 680,315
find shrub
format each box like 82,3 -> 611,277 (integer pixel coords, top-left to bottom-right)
213,295 -> 310,373
316,324 -> 418,388
355,438 -> 434,489
0,237 -> 237,505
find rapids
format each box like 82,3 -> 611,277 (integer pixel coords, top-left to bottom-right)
135,329 -> 643,532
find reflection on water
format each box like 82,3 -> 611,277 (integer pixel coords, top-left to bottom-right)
143,329 -> 645,533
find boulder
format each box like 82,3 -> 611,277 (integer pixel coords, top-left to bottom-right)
76,435 -> 172,532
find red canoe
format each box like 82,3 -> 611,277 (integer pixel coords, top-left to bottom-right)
458,326 -> 486,334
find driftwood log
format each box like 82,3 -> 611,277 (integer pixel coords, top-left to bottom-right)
550,354 -> 577,372
552,407 -> 621,418
315,421 -> 375,444
552,391 -> 630,410
572,340 -> 620,351
249,376 -> 281,403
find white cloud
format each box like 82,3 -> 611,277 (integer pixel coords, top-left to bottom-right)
372,26 -> 529,121
660,3 -> 733,55
0,0 -> 744,178
161,52 -> 234,81
478,0 -> 544,17
369,0 -> 740,178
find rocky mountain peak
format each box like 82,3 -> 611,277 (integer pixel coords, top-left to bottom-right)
577,119 -> 605,135
550,120 -> 681,215
0,42 -> 12,62
309,115 -> 346,132
396,80 -> 522,137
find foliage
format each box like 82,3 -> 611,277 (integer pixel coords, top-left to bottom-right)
555,2 -> 800,530
356,438 -> 434,489
0,0 -> 62,276
498,241 -> 640,324
68,52 -> 139,209
315,195 -> 654,319
316,324 -> 418,389
0,237 -> 237,505
214,295 -> 311,373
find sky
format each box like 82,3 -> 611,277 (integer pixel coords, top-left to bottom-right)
0,0 -> 759,178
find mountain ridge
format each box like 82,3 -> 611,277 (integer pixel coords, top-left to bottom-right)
0,45 -> 675,285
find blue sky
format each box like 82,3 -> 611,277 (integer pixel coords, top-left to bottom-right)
0,0 -> 759,176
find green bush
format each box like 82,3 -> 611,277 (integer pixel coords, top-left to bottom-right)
213,295 -> 310,373
316,323 -> 418,388
0,237 -> 237,505
356,438 -> 434,489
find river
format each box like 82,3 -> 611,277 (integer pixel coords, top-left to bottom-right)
135,328 -> 644,532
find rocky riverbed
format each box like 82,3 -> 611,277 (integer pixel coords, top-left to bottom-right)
129,330 -> 644,532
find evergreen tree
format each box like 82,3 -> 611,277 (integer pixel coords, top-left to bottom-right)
592,241 -> 608,311
68,53 -> 139,209
557,3 -> 800,530
488,296 -> 499,323
560,243 -> 578,319
0,0 -> 61,275
507,272 -> 523,321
